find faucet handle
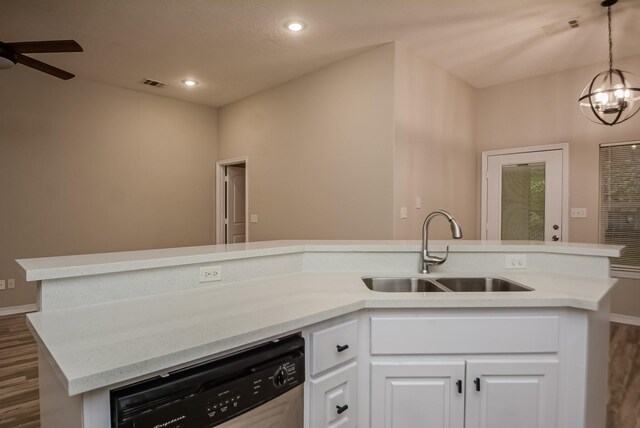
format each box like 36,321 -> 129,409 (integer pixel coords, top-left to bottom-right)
424,245 -> 449,266
438,245 -> 450,265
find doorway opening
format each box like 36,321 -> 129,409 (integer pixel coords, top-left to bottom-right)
481,144 -> 569,242
216,157 -> 249,244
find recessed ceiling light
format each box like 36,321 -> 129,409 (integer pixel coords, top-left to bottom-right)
182,79 -> 198,87
286,21 -> 305,32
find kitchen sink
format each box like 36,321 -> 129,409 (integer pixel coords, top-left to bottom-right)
362,276 -> 532,292
362,277 -> 447,292
434,277 -> 532,292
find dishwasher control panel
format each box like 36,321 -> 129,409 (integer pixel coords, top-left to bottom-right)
203,358 -> 303,425
111,335 -> 305,428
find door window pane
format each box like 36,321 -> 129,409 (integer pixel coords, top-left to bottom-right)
501,163 -> 545,240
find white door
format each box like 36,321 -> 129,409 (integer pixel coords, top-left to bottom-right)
225,165 -> 246,244
465,360 -> 558,428
371,361 -> 465,428
485,149 -> 564,241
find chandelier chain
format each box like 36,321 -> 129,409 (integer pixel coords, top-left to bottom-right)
608,6 -> 613,71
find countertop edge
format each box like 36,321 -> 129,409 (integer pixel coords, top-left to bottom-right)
17,240 -> 623,281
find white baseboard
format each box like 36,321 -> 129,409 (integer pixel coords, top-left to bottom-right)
610,313 -> 640,327
0,303 -> 37,317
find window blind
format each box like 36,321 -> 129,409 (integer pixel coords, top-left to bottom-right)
599,142 -> 640,272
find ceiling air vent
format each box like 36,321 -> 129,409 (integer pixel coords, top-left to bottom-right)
140,78 -> 167,88
543,17 -> 580,36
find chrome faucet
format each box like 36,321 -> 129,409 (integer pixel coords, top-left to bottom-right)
421,210 -> 463,274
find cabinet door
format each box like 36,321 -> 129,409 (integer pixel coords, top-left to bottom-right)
465,360 -> 558,428
309,362 -> 357,428
371,361 -> 465,428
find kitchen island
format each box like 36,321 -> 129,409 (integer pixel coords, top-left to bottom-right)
18,240 -> 621,428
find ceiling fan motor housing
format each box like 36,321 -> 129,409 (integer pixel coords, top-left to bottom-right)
0,43 -> 18,69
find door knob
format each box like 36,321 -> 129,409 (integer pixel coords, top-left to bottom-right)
553,224 -> 559,230
552,235 -> 560,241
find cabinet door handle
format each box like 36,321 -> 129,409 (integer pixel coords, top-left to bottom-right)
474,377 -> 481,392
336,404 -> 349,414
456,379 -> 462,394
336,344 -> 349,353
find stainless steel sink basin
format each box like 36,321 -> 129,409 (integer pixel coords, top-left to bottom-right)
362,277 -> 447,292
434,277 -> 532,292
362,276 -> 532,292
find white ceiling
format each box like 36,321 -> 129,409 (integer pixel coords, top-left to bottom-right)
2,0 -> 640,107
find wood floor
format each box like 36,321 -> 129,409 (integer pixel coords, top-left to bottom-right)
0,314 -> 39,428
0,314 -> 639,428
608,322 -> 640,428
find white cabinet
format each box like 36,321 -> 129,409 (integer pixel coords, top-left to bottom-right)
370,361 -> 465,428
310,319 -> 358,376
307,318 -> 359,428
369,359 -> 558,428
370,316 -> 559,355
465,360 -> 558,428
309,362 -> 358,428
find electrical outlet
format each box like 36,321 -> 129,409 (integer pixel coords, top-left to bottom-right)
571,208 -> 587,218
0,280 -> 5,290
7,279 -> 15,289
199,266 -> 222,283
505,254 -> 527,269
250,214 -> 258,223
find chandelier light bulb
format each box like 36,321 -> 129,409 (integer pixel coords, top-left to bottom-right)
594,90 -> 608,104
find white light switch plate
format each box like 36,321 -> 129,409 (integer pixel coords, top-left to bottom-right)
400,207 -> 408,219
200,266 -> 222,282
250,214 -> 258,223
416,197 -> 422,209
570,208 -> 587,218
505,254 -> 527,269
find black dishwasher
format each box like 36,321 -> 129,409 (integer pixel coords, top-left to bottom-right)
111,334 -> 305,428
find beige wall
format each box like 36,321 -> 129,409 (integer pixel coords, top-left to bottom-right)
0,72 -> 218,308
476,55 -> 640,317
393,45 -> 477,240
218,44 -> 396,241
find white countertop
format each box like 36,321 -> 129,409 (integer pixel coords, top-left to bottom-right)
27,269 -> 617,396
18,240 -> 622,281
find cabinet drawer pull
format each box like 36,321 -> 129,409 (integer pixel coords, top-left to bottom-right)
474,377 -> 481,392
456,379 -> 462,394
336,344 -> 349,353
336,404 -> 349,414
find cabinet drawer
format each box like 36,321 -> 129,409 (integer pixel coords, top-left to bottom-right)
310,319 -> 358,375
309,362 -> 357,428
371,316 -> 559,355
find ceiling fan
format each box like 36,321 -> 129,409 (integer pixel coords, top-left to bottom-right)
0,40 -> 83,80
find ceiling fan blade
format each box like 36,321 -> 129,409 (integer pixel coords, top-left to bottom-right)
6,40 -> 82,54
16,54 -> 75,80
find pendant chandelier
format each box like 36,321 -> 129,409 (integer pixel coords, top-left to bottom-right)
578,0 -> 640,126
